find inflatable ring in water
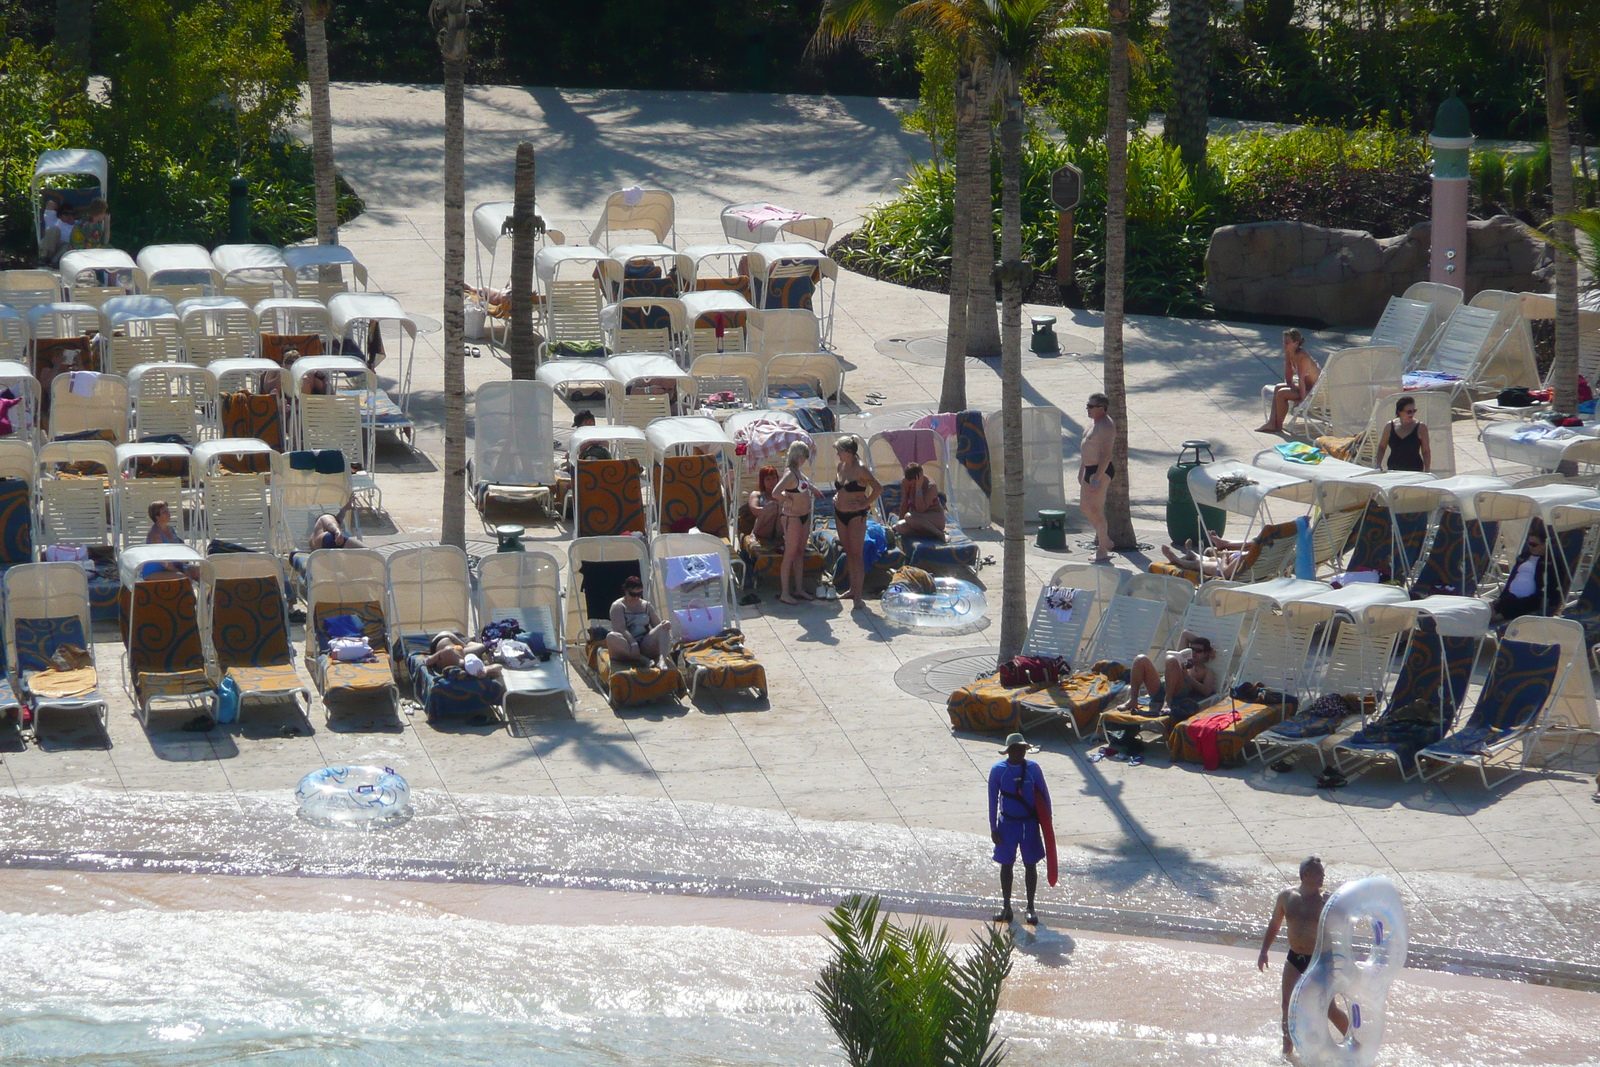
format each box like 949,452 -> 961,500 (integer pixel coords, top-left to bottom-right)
881,577 -> 988,632
295,765 -> 411,827
1287,875 -> 1408,1067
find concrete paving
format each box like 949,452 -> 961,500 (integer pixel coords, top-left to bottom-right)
4,84 -> 1598,979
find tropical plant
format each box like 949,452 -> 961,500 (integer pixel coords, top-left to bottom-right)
432,0 -> 480,550
508,141 -> 539,380
302,0 -> 338,244
1101,0 -> 1136,550
813,895 -> 1013,1067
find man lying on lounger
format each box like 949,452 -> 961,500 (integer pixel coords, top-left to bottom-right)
1097,631 -> 1217,762
1160,537 -> 1254,579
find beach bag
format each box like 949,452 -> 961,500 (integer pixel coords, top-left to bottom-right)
664,552 -> 723,591
673,601 -> 725,641
329,636 -> 374,662
998,655 -> 1068,688
45,544 -> 88,563
215,676 -> 240,724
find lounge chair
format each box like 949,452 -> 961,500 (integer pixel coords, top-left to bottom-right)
1264,345 -> 1400,440
118,546 -> 216,726
470,379 -> 557,531
567,535 -> 684,709
867,428 -> 980,569
655,531 -> 766,701
1368,296 -> 1435,367
946,584 -> 1103,734
1333,597 -> 1487,779
3,561 -> 107,734
387,545 -> 503,722
49,371 -> 129,444
0,440 -> 38,571
304,547 -> 400,714
572,457 -> 648,539
1148,521 -> 1301,586
272,448 -> 353,597
205,552 -> 310,718
193,439 -> 276,553
475,550 -> 574,718
1415,634 -> 1567,788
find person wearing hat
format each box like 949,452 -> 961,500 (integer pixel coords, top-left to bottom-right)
988,733 -> 1052,924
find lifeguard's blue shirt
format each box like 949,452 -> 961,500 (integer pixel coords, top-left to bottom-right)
988,758 -> 1050,832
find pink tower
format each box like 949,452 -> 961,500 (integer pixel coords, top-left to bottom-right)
1429,94 -> 1473,288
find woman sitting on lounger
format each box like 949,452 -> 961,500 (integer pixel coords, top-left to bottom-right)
1160,536 -> 1256,579
607,575 -> 671,666
747,465 -> 782,542
893,462 -> 946,542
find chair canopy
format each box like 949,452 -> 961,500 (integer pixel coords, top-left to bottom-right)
599,243 -> 691,296
255,297 -> 333,337
26,303 -> 104,339
535,359 -> 622,407
0,438 -> 35,484
178,295 -> 255,327
328,292 -> 419,340
1363,594 -> 1492,638
118,543 -> 209,588
682,244 -> 751,293
209,357 -> 281,393
136,245 -> 221,289
721,203 -> 833,246
644,415 -> 734,462
1188,459 -> 1312,517
473,200 -> 565,254
59,249 -> 142,287
286,354 -> 377,399
192,437 -> 275,480
1383,475 -> 1508,519
606,353 -> 693,399
115,440 -> 191,476
536,245 -> 608,285
587,188 -> 675,249
762,351 -> 844,402
1208,577 -> 1329,618
30,149 -> 107,241
103,293 -> 179,327
572,424 -> 648,454
280,244 -> 368,287
681,290 -> 754,323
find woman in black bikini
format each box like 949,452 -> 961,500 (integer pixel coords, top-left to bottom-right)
1374,395 -> 1430,472
772,442 -> 821,605
833,435 -> 882,612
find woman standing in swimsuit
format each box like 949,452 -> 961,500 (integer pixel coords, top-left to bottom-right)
1374,395 -> 1431,472
833,435 -> 882,612
772,443 -> 821,605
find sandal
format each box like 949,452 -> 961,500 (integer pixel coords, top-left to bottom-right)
1270,760 -> 1296,774
1088,746 -> 1111,763
1315,771 -> 1348,790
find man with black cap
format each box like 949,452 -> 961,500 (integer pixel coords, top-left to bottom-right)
987,732 -> 1052,924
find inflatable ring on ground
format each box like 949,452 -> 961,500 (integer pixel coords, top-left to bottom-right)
1288,875 -> 1408,1067
295,765 -> 411,827
881,577 -> 988,632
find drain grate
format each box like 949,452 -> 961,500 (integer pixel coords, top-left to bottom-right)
894,646 -> 1002,702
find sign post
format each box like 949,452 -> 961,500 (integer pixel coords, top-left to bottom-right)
1049,164 -> 1083,292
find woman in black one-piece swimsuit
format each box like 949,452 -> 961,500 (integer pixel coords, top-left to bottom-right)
1375,395 -> 1430,472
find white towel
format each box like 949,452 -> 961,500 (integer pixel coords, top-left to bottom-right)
70,370 -> 100,396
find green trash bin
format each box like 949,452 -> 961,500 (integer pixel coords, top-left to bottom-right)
1165,441 -> 1226,547
1036,509 -> 1067,551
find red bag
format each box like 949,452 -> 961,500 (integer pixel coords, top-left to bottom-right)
999,655 -> 1068,688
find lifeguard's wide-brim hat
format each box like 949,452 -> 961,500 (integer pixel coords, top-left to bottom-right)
1002,733 -> 1030,750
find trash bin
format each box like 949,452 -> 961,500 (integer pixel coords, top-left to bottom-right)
1036,509 -> 1067,551
495,524 -> 525,552
1166,441 -> 1226,547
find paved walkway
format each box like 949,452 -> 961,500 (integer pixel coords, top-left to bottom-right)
2,84 -> 1598,981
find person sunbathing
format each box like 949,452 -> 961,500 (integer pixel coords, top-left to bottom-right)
425,631 -> 502,679
1101,632 -> 1219,761
309,511 -> 366,550
607,575 -> 670,666
1160,537 -> 1254,579
893,462 -> 946,541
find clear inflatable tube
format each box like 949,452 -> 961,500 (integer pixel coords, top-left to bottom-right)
295,765 -> 411,827
1288,875 -> 1408,1067
880,577 -> 988,632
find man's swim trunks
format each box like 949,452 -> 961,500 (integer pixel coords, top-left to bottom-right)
993,816 -> 1046,865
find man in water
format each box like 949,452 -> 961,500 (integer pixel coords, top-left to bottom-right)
1257,328 -> 1320,435
1078,392 -> 1116,564
988,733 -> 1050,925
1258,855 -> 1348,1056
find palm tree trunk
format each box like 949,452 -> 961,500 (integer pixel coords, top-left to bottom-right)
941,58 -> 983,413
304,0 -> 338,245
997,79 -> 1028,661
965,59 -> 1001,361
1547,30 -> 1580,415
441,55 -> 468,549
508,141 -> 539,380
1102,0 -> 1137,550
1164,0 -> 1210,169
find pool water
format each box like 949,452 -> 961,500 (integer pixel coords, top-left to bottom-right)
0,873 -> 1596,1067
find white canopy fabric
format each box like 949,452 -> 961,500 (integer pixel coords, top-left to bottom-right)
472,201 -> 565,251
115,441 -> 191,471
606,353 -> 691,389
724,407 -> 800,438
26,303 -> 104,334
327,292 -> 417,338
644,415 -> 733,458
212,244 -> 290,277
1472,483 -> 1598,523
572,424 -> 647,452
536,244 -> 608,284
681,290 -> 753,322
287,354 -> 375,397
136,244 -> 220,284
1250,450 -> 1433,491
1363,594 -> 1491,639
208,357 -> 281,390
58,249 -> 139,281
280,244 -> 369,287
1547,499 -> 1600,534
33,149 -> 107,189
535,359 -> 619,395
1382,475 -> 1508,519
1187,459 -> 1312,516
721,204 -> 833,245
177,295 -> 251,317
749,242 -> 836,271
192,437 -> 274,475
474,380 -> 555,486
118,543 -> 208,588
1481,421 -> 1600,471
103,294 -> 178,324
1285,582 -> 1408,627
1209,577 -> 1329,617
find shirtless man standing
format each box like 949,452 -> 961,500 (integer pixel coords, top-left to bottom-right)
1257,329 -> 1320,435
1079,392 -> 1116,564
1258,855 -> 1348,1057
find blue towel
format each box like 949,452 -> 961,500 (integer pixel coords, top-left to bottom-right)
863,521 -> 887,570
1294,515 -> 1314,579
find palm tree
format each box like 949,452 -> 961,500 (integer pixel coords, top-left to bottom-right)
1163,0 -> 1209,169
507,140 -> 540,380
1101,0 -> 1137,550
431,0 -> 480,549
303,0 -> 338,245
813,895 -> 1013,1067
815,0 -> 999,410
1505,0 -> 1596,414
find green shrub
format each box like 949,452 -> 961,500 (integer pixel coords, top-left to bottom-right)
0,37 -> 94,255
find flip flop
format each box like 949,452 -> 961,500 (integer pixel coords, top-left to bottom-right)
1088,746 -> 1111,763
1270,760 -> 1296,774
1128,755 -> 1144,767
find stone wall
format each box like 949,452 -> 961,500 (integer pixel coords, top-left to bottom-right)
1204,215 -> 1551,326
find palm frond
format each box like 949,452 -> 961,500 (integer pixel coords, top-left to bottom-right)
812,0 -> 916,54
944,923 -> 1014,1067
